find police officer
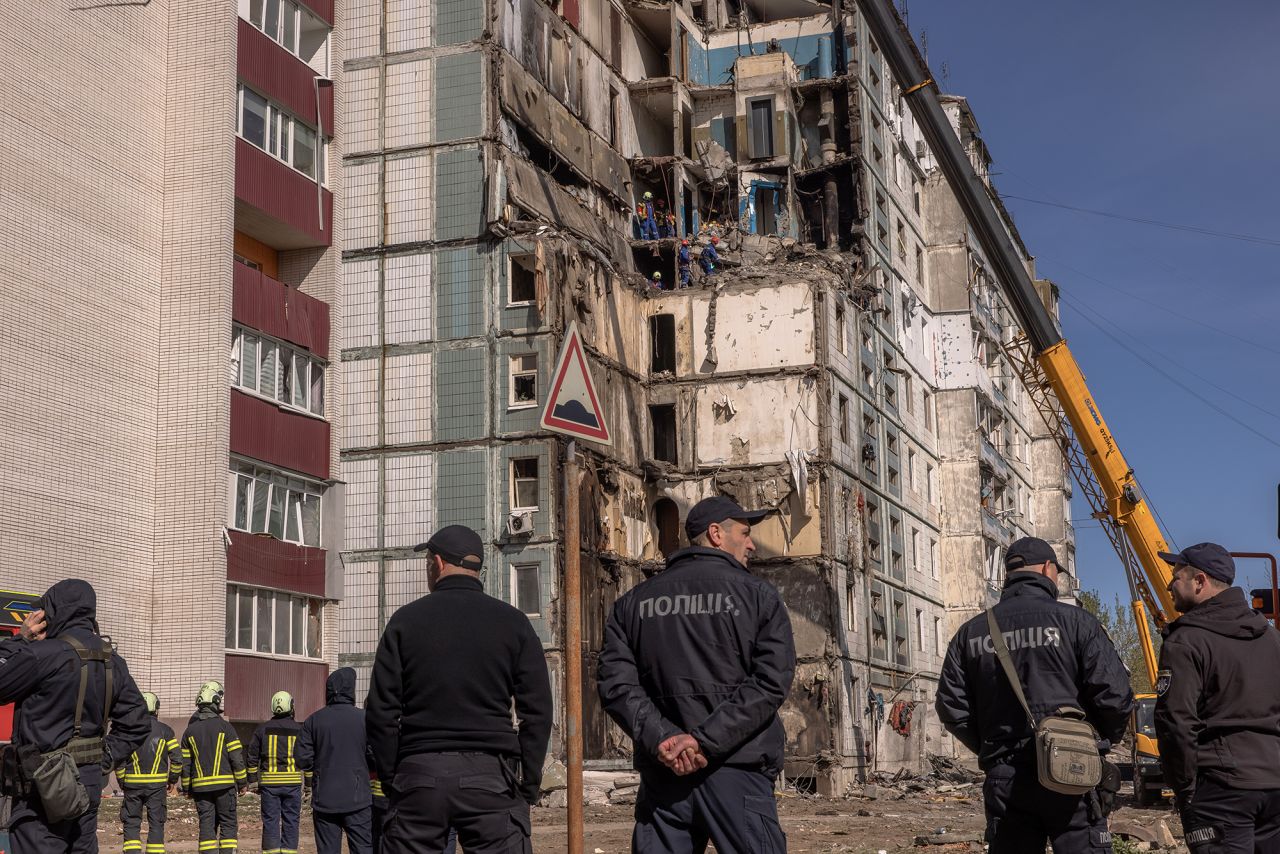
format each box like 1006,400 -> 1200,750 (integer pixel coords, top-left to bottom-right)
598,496 -> 795,853
117,692 -> 182,854
1153,543 -> 1280,851
0,580 -> 150,854
366,525 -> 553,854
935,537 -> 1133,853
180,681 -> 247,854
247,691 -> 304,854
298,669 -> 372,854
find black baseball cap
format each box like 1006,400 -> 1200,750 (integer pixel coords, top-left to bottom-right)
1005,537 -> 1060,572
685,496 -> 773,541
413,525 -> 484,570
1160,542 -> 1234,585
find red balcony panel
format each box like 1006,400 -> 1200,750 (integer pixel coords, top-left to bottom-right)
296,0 -> 333,26
225,653 -> 328,721
226,529 -> 327,599
238,20 -> 334,132
234,264 -> 331,359
236,138 -> 332,249
231,391 -> 331,481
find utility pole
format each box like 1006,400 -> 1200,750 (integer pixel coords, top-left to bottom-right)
564,439 -> 584,854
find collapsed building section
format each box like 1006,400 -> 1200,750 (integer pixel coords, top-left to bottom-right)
337,0 -> 1074,793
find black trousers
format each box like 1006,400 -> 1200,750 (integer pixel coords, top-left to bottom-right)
982,764 -> 1111,853
120,787 -> 167,853
632,765 -> 785,854
9,765 -> 103,854
260,786 -> 302,854
382,753 -> 530,854
314,807 -> 372,854
193,788 -> 239,852
1182,777 -> 1280,853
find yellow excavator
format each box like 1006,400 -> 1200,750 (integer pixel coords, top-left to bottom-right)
857,0 -> 1279,808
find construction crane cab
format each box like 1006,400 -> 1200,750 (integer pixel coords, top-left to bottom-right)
1130,694 -> 1169,807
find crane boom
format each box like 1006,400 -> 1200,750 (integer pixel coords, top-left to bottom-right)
855,0 -> 1178,657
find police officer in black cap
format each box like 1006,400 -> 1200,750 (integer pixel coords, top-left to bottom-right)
935,536 -> 1133,853
1153,543 -> 1280,852
366,525 -> 553,854
598,495 -> 795,853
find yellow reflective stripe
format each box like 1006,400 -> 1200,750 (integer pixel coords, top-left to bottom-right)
267,735 -> 275,774
145,846 -> 166,854
131,753 -> 142,776
188,737 -> 204,780
287,736 -> 296,773
190,776 -> 236,788
259,771 -> 303,784
198,843 -> 219,851
233,768 -> 247,781
226,740 -> 242,751
118,773 -> 169,784
150,740 -> 166,776
370,779 -> 383,796
124,842 -> 143,851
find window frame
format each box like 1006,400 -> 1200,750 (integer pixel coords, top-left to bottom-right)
508,353 -> 539,410
232,325 -> 327,418
510,457 -> 540,511
228,458 -> 325,547
237,85 -> 328,184
224,583 -> 324,660
512,563 -> 542,618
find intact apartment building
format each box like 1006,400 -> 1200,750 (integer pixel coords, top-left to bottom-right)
1,0 -> 344,737
336,0 -> 1073,791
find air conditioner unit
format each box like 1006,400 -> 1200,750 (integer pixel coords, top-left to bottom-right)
506,511 -> 535,537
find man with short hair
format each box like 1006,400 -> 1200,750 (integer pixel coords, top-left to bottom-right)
598,495 -> 795,853
1154,543 -> 1280,852
936,537 -> 1132,853
367,525 -> 552,854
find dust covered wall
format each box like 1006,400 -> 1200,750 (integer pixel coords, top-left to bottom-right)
692,378 -> 819,466
689,281 -> 816,373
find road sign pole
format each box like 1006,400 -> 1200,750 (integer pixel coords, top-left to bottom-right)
564,439 -> 584,854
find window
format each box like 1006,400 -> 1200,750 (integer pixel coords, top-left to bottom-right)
896,221 -> 906,261
650,314 -> 676,374
838,395 -> 849,444
845,585 -> 856,633
238,86 -> 327,183
916,608 -> 926,651
650,405 -> 677,464
748,98 -> 774,159
229,460 -> 323,546
835,304 -> 846,354
930,538 -> 938,579
247,0 -> 329,70
935,616 -> 945,656
907,449 -> 916,490
925,464 -> 935,504
892,595 -> 907,660
911,528 -> 919,571
870,586 -> 887,660
514,564 -> 541,617
511,458 -> 540,510
225,584 -> 323,658
885,431 -> 898,455
923,389 -> 934,432
232,326 -> 326,416
509,254 -> 537,304
887,465 -> 898,488
509,354 -> 538,408
904,374 -> 914,414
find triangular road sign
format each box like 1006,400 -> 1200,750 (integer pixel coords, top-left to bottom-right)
540,322 -> 611,445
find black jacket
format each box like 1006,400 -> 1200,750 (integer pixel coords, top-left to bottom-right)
597,547 -> 796,779
117,717 -> 181,789
299,668 -> 372,814
935,572 -> 1133,769
1154,588 -> 1280,802
247,714 -> 304,788
0,580 -> 148,767
365,575 -> 553,804
180,707 -> 247,792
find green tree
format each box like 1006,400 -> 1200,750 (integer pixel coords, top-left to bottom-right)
1080,589 -> 1160,694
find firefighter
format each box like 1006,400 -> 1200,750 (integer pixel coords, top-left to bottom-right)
180,681 -> 247,854
246,691 -> 304,854
298,669 -> 372,854
117,692 -> 182,854
699,235 -> 720,276
650,271 -> 664,290
677,239 -> 692,288
636,192 -> 658,240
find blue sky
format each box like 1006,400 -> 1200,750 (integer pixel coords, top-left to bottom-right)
909,1 -> 1280,607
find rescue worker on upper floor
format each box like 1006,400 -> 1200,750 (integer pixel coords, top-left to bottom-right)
297,668 -> 372,854
246,691 -> 304,854
180,681 -> 247,854
699,235 -> 720,277
0,579 -> 149,854
677,239 -> 692,288
116,692 -> 182,854
935,537 -> 1133,853
637,191 -> 658,240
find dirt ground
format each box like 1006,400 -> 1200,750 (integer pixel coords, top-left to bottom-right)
90,783 -> 1186,853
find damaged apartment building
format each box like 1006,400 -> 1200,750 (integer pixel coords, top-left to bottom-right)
336,0 -> 1074,793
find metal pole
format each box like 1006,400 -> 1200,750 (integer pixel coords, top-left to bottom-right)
564,440 -> 583,854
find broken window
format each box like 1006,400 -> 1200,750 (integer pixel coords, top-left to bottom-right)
867,499 -> 881,561
893,594 -> 908,663
835,303 -> 846,354
748,98 -> 774,159
935,616 -> 945,656
930,538 -> 938,579
654,498 -> 680,557
755,185 -> 779,235
904,374 -> 914,414
887,465 -> 898,488
838,394 -> 849,444
896,221 -> 906,261
650,405 -> 677,464
650,314 -> 676,375
926,463 -> 935,505
916,608 -> 926,651
870,585 -> 887,660
511,458 -> 539,510
509,354 -> 537,408
509,254 -> 537,304
846,585 -> 857,633
911,528 -> 920,571
608,87 -> 619,148
923,389 -> 934,432
907,448 -> 916,490
681,105 -> 693,159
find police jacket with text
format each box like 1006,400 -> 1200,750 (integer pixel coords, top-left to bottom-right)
934,572 -> 1133,769
364,576 -> 553,804
597,547 -> 796,779
247,714 -> 304,788
117,718 -> 182,789
0,580 -> 149,767
1153,588 -> 1280,800
298,668 -> 373,814
180,707 -> 247,793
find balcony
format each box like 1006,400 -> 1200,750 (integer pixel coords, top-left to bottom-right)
231,391 -> 331,481
238,20 -> 333,133
233,263 -> 330,358
236,138 -> 332,249
979,434 -> 1011,482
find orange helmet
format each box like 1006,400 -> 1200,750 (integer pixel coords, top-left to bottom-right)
711,235 -> 720,245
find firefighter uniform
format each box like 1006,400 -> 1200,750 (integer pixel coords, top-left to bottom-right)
180,682 -> 247,854
247,692 -> 304,854
117,693 -> 182,854
935,538 -> 1133,853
